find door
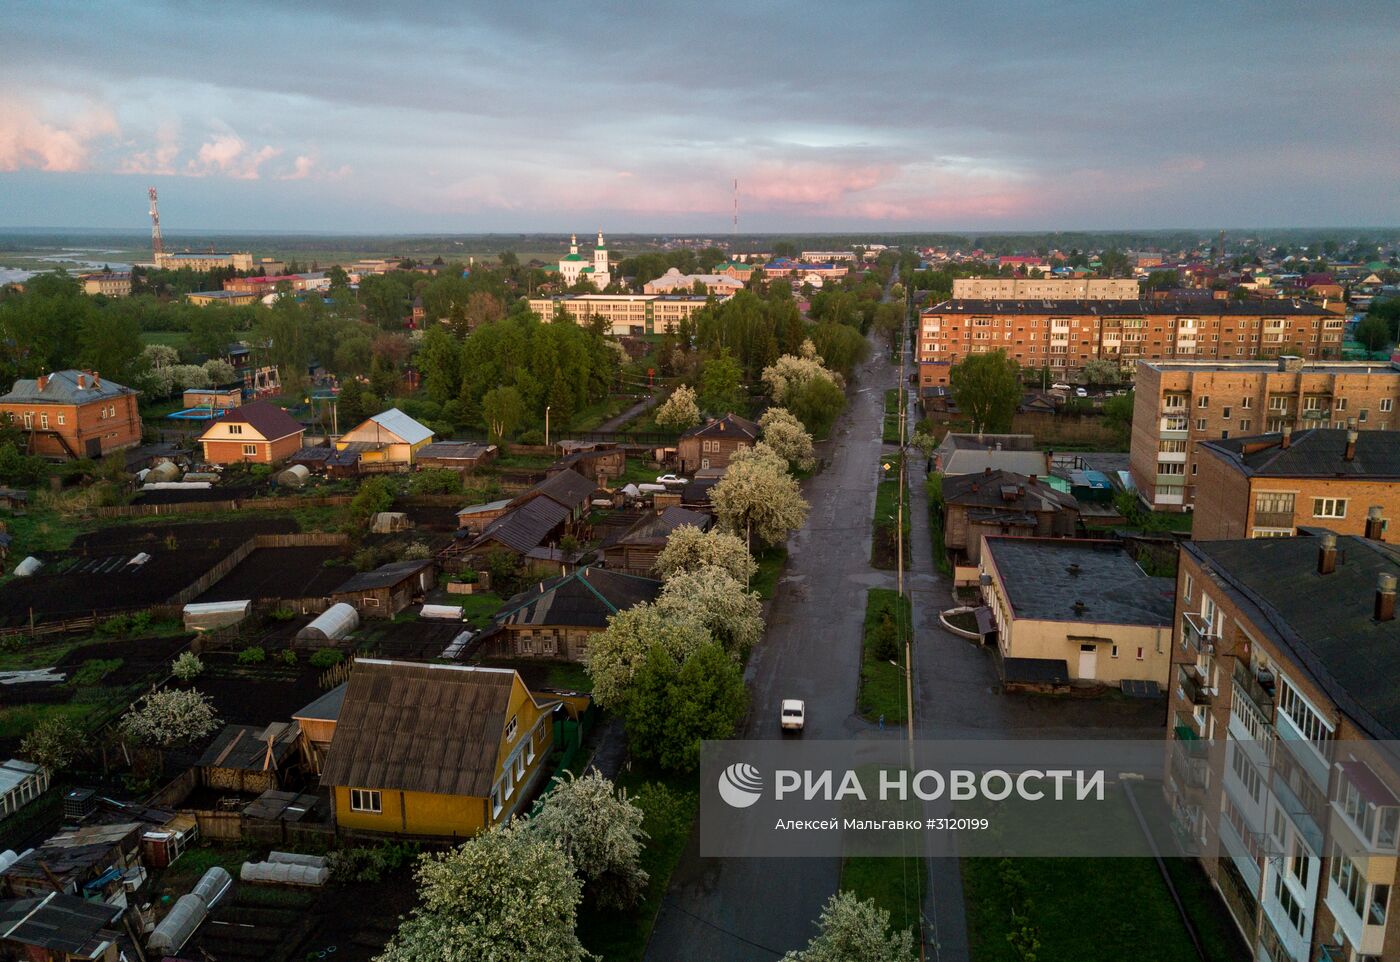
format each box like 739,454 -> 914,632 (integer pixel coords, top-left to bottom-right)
701,458 -> 710,469
86,438 -> 102,458
1077,643 -> 1097,680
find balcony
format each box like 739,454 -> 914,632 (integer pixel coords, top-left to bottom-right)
1301,407 -> 1331,421
1253,510 -> 1296,529
1232,664 -> 1276,726
1171,738 -> 1210,803
1182,611 -> 1219,655
1179,664 -> 1215,706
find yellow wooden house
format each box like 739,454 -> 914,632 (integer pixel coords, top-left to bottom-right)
319,659 -> 561,836
335,407 -> 434,469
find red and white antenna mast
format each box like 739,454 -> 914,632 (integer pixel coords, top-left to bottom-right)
148,187 -> 163,256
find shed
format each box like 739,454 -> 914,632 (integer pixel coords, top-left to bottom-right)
196,723 -> 300,794
330,558 -> 438,618
370,511 -> 411,534
182,600 -> 251,632
0,487 -> 29,510
276,463 -> 311,488
0,892 -> 123,960
295,602 -> 359,644
292,683 -> 345,774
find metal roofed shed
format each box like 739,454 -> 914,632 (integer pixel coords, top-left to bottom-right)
295,602 -> 359,644
0,891 -> 123,959
182,600 -> 251,632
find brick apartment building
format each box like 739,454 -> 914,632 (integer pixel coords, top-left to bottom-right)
527,294 -> 720,335
950,277 -> 1142,300
915,298 -> 1340,389
1192,428 -> 1400,541
0,370 -> 141,459
78,271 -> 132,297
1166,533 -> 1400,962
1129,358 -> 1400,510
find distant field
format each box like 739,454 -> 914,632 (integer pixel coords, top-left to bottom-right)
140,331 -> 191,349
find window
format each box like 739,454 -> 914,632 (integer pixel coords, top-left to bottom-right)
242,444 -> 257,456
491,787 -> 502,818
1197,395 -> 1210,408
1273,872 -> 1307,936
1313,498 -> 1347,519
39,414 -> 48,429
525,731 -> 537,764
1336,397 -> 1348,411
56,414 -> 65,425
349,788 -> 382,813
1278,676 -> 1333,750
1136,646 -> 1144,661
227,423 -> 242,434
504,716 -> 518,742
1157,462 -> 1185,476
1196,418 -> 1207,431
1110,645 -> 1119,658
1241,396 -> 1253,409
514,751 -> 526,782
1360,409 -> 1369,423
1222,406 -> 1231,420
1231,744 -> 1262,803
1183,574 -> 1194,602
1239,419 -> 1251,432
1383,398 -> 1394,413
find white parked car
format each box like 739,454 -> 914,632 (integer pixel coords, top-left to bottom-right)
1075,387 -> 1089,398
656,473 -> 689,486
781,699 -> 806,732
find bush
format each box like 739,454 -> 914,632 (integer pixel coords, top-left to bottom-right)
237,646 -> 266,664
519,429 -> 545,445
328,842 -> 421,882
171,651 -> 204,680
402,541 -> 432,560
872,612 -> 900,662
409,469 -> 462,495
97,614 -> 130,636
128,611 -> 152,635
279,648 -> 298,665
310,649 -> 344,669
268,607 -> 297,621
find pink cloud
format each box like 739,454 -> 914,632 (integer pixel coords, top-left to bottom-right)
120,121 -> 181,175
0,101 -> 119,172
187,132 -> 281,179
278,154 -> 317,180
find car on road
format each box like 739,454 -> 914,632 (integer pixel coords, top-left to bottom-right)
780,699 -> 806,732
656,473 -> 689,486
1075,387 -> 1089,398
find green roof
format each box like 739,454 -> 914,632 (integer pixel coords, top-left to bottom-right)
563,254 -> 583,261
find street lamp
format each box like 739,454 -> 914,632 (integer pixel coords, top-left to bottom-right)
545,405 -> 551,448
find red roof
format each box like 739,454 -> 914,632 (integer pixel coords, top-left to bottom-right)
203,400 -> 304,441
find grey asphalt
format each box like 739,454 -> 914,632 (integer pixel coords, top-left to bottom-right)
643,345 -> 898,962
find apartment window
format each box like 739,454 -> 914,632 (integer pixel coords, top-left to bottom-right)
1383,398 -> 1394,413
1159,440 -> 1187,453
1313,497 -> 1347,519
349,788 -> 382,813
1241,397 -> 1253,409
1336,397 -> 1347,411
1277,676 -> 1333,750
1183,574 -> 1194,602
1239,419 -> 1251,432
1221,406 -> 1232,421
1197,395 -> 1209,408
1336,766 -> 1400,852
1195,418 -> 1207,431
1157,462 -> 1185,476
1230,743 -> 1262,804
1136,646 -> 1144,661
242,444 -> 257,456
505,716 -> 518,742
1268,396 -> 1288,411
56,414 -> 65,425
1288,837 -> 1311,886
39,414 -> 48,429
228,423 -> 243,434
1272,872 -> 1307,936
1110,645 -> 1119,658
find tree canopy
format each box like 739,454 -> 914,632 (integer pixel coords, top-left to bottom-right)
949,350 -> 1021,433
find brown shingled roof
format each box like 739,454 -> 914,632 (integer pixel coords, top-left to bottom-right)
203,400 -> 304,441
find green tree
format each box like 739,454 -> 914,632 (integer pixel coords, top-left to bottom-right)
699,353 -> 746,414
710,443 -> 809,547
419,326 -> 463,404
20,717 -> 82,773
1366,299 -> 1400,342
584,604 -> 712,709
1355,313 -> 1392,352
786,376 -> 846,438
350,477 -> 395,520
1103,392 -> 1134,448
1078,358 -> 1122,386
950,350 -> 1021,433
623,641 -> 747,772
527,771 -> 649,911
482,385 -> 525,443
652,525 -> 757,583
783,892 -> 916,962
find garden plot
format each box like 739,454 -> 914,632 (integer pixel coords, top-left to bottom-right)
193,547 -> 354,603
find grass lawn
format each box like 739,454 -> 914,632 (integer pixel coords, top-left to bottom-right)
926,475 -> 950,575
153,843 -> 260,897
576,767 -> 698,962
493,452 -> 557,470
841,855 -> 925,941
450,591 -> 504,629
871,454 -> 910,570
543,661 -> 592,692
750,545 -> 787,601
882,388 -> 904,444
618,458 -> 663,486
0,700 -> 101,740
858,588 -> 909,724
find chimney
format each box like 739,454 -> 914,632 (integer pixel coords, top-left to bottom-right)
1318,533 -> 1338,575
91,371 -> 100,387
1377,573 -> 1397,622
1068,563 -> 1081,577
36,373 -> 48,392
1071,600 -> 1087,616
1029,474 -> 1038,485
1365,506 -> 1387,541
1345,429 -> 1359,462
984,466 -> 992,476
75,373 -> 86,389
1281,424 -> 1292,449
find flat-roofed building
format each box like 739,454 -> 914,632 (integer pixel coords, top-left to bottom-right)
915,298 -> 1339,389
187,289 -> 260,307
78,271 -> 132,297
1166,534 -> 1400,962
951,277 -> 1141,300
156,251 -> 254,271
1129,358 -> 1400,510
527,294 -> 720,335
1192,428 -> 1400,541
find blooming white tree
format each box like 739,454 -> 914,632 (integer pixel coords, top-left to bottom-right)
171,651 -> 204,681
657,565 -> 764,654
762,346 -> 843,405
142,344 -> 180,369
710,444 -> 809,547
120,688 -> 220,748
759,407 -> 816,471
528,770 -> 649,910
583,603 -> 712,709
654,384 -> 701,431
20,717 -> 81,773
202,359 -> 237,384
784,892 -> 916,962
376,823 -> 589,962
653,525 -> 757,584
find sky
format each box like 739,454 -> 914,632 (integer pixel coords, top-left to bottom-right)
1,0 -> 1398,233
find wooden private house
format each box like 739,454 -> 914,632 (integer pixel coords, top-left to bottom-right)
676,413 -> 759,475
319,660 -> 567,837
476,566 -> 662,661
601,506 -> 712,576
329,558 -> 437,618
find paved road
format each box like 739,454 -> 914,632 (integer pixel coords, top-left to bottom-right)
644,344 -> 898,961
597,392 -> 658,432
